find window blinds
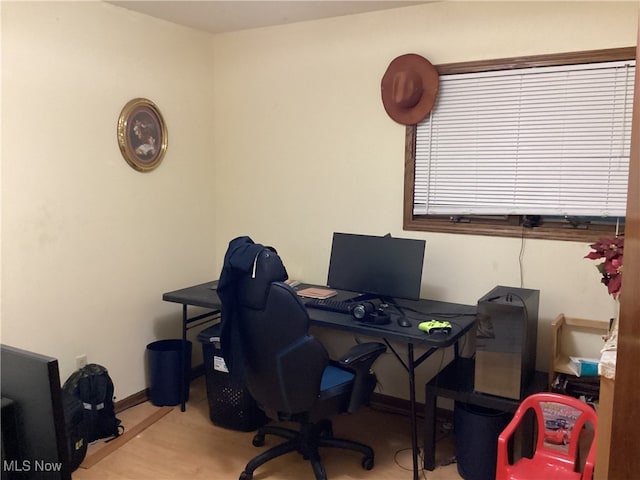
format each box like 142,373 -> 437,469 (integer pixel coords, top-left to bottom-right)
414,60 -> 635,217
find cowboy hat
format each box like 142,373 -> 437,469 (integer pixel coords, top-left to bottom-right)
381,53 -> 439,126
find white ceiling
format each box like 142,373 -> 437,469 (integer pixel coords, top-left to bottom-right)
108,1 -> 428,34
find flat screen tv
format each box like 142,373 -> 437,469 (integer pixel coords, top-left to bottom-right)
1,344 -> 71,480
327,232 -> 426,301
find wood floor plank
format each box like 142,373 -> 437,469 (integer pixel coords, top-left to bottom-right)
79,406 -> 173,469
72,377 -> 462,479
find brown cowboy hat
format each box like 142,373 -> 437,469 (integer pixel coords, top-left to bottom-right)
381,53 -> 439,126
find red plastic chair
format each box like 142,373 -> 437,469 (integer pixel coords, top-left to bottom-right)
496,392 -> 597,480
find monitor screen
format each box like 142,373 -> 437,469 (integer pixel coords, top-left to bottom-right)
1,344 -> 71,480
327,233 -> 426,301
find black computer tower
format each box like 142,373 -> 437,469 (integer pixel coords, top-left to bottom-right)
474,286 -> 539,400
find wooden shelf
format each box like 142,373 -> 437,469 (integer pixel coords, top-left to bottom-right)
549,314 -> 609,389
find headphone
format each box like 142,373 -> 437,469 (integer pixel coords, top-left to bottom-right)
351,302 -> 391,325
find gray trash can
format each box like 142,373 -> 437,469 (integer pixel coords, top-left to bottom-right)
146,339 -> 192,406
454,401 -> 512,480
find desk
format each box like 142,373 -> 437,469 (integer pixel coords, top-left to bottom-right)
423,357 -> 548,471
163,281 -> 476,480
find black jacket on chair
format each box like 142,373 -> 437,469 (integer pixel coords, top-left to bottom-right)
217,236 -> 287,380
217,238 -> 386,480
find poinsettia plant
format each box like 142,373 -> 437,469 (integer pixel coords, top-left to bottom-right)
585,236 -> 624,298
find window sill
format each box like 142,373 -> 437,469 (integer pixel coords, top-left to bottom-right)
403,216 -> 615,243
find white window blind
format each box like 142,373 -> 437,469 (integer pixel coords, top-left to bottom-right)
414,60 -> 635,217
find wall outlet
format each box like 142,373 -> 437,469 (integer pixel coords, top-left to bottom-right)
76,354 -> 87,369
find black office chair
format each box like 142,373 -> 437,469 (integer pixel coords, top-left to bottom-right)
220,244 -> 386,480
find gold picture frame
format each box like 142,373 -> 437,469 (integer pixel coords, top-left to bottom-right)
117,98 -> 167,172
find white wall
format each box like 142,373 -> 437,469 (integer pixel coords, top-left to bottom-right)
211,1 -> 637,400
1,2 -> 216,398
1,1 -> 637,403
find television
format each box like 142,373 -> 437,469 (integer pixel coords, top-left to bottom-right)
327,232 -> 426,301
1,344 -> 71,480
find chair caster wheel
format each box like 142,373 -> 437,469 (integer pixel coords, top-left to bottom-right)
239,471 -> 253,480
361,456 -> 374,470
252,434 -> 265,447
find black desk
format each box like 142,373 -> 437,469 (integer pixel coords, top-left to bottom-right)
163,281 -> 476,480
423,357 -> 548,471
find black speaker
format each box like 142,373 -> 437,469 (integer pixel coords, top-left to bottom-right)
351,302 -> 390,325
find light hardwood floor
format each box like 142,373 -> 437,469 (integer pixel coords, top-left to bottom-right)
73,377 -> 463,480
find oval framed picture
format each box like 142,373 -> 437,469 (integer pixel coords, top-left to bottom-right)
117,98 -> 167,172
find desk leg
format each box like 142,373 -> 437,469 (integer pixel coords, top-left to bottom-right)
407,343 -> 419,480
180,304 -> 188,412
423,384 -> 437,471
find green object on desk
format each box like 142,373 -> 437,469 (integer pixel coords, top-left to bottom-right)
418,320 -> 452,334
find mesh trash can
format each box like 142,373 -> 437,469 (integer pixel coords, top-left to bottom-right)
146,339 -> 192,407
198,324 -> 266,431
454,401 -> 512,480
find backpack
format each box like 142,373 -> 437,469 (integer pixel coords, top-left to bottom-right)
63,363 -> 123,444
62,388 -> 88,471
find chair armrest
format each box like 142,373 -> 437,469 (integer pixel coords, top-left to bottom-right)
336,342 -> 387,372
334,342 -> 386,414
496,423 -> 517,472
499,414 -> 521,444
496,404 -> 529,473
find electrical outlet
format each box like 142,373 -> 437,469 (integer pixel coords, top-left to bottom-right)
76,354 -> 87,369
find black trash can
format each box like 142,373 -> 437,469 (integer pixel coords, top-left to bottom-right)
146,339 -> 192,407
454,401 -> 512,480
198,324 -> 266,431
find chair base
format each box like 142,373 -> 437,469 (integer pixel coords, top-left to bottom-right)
239,419 -> 374,480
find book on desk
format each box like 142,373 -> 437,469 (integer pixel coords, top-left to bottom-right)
296,287 -> 338,300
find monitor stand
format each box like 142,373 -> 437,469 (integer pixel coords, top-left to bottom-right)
347,293 -> 396,307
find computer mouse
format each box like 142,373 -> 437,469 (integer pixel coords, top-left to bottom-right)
397,316 -> 412,328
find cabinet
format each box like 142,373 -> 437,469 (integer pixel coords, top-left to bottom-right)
595,377 -> 614,479
549,314 -> 609,390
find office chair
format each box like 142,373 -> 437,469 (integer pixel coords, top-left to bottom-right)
496,392 -> 598,480
222,244 -> 386,480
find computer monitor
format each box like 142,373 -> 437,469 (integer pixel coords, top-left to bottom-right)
1,344 -> 71,480
327,232 -> 426,301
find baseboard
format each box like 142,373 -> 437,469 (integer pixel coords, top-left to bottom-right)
370,392 -> 453,422
115,376 -> 452,422
191,363 -> 205,379
114,365 -> 205,413
370,392 -> 424,417
115,390 -> 148,413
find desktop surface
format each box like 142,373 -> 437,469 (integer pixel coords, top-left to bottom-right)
302,285 -> 475,345
162,281 -> 476,347
162,280 -> 220,309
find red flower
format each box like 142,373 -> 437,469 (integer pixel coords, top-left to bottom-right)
585,237 -> 624,298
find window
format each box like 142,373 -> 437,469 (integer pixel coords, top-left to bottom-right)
404,48 -> 636,241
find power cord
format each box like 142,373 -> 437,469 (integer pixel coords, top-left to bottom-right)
519,226 -> 526,288
391,422 -> 457,479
